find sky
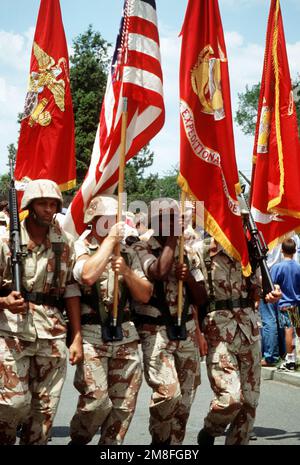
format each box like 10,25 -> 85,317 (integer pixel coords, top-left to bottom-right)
1,0 -> 300,180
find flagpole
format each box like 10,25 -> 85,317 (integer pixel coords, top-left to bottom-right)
112,97 -> 128,327
177,190 -> 186,326
249,160 -> 256,205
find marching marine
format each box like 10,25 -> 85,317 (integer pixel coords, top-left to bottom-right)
69,194 -> 152,445
197,237 -> 281,445
0,179 -> 82,445
133,198 -> 207,445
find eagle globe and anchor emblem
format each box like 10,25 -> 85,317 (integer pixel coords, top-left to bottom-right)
191,44 -> 226,121
22,42 -> 67,127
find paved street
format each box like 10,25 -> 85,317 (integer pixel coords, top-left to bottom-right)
49,359 -> 300,446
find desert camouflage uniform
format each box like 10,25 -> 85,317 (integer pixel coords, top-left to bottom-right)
134,237 -> 202,445
199,239 -> 261,445
69,238 -> 143,445
0,212 -> 9,240
0,220 -> 78,445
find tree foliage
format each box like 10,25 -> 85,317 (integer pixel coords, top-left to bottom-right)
124,146 -> 156,204
0,144 -> 17,200
235,78 -> 300,136
154,166 -> 180,200
123,146 -> 180,205
235,84 -> 261,136
70,25 -> 111,185
7,143 -> 17,169
0,174 -> 9,201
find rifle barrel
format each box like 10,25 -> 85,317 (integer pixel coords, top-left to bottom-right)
8,160 -> 22,293
238,174 -> 275,297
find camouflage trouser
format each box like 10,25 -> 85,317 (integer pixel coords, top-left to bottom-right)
70,339 -> 142,445
204,332 -> 261,445
0,335 -> 67,445
139,320 -> 201,445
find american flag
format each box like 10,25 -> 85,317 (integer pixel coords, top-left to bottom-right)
64,0 -> 165,237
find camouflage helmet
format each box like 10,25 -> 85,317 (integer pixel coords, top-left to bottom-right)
84,194 -> 118,224
21,179 -> 63,211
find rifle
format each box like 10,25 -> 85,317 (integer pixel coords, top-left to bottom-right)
238,171 -> 275,297
9,159 -> 22,293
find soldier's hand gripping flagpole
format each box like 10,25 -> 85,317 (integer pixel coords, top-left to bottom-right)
112,97 -> 128,328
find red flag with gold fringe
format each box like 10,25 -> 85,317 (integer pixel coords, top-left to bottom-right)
250,0 -> 300,250
178,0 -> 251,276
15,0 -> 76,193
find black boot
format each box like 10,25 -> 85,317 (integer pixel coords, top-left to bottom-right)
197,428 -> 215,446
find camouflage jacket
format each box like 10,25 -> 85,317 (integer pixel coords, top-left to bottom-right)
0,219 -> 79,341
133,236 -> 204,319
73,237 -> 147,345
197,239 -> 260,345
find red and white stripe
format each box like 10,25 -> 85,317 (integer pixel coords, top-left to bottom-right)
64,0 -> 165,237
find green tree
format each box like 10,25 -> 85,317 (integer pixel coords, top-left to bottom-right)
7,143 -> 17,170
235,78 -> 300,136
0,174 -> 9,201
235,84 -> 260,135
155,166 -> 180,199
124,146 -> 158,204
123,151 -> 180,205
0,144 -> 17,200
70,25 -> 111,185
